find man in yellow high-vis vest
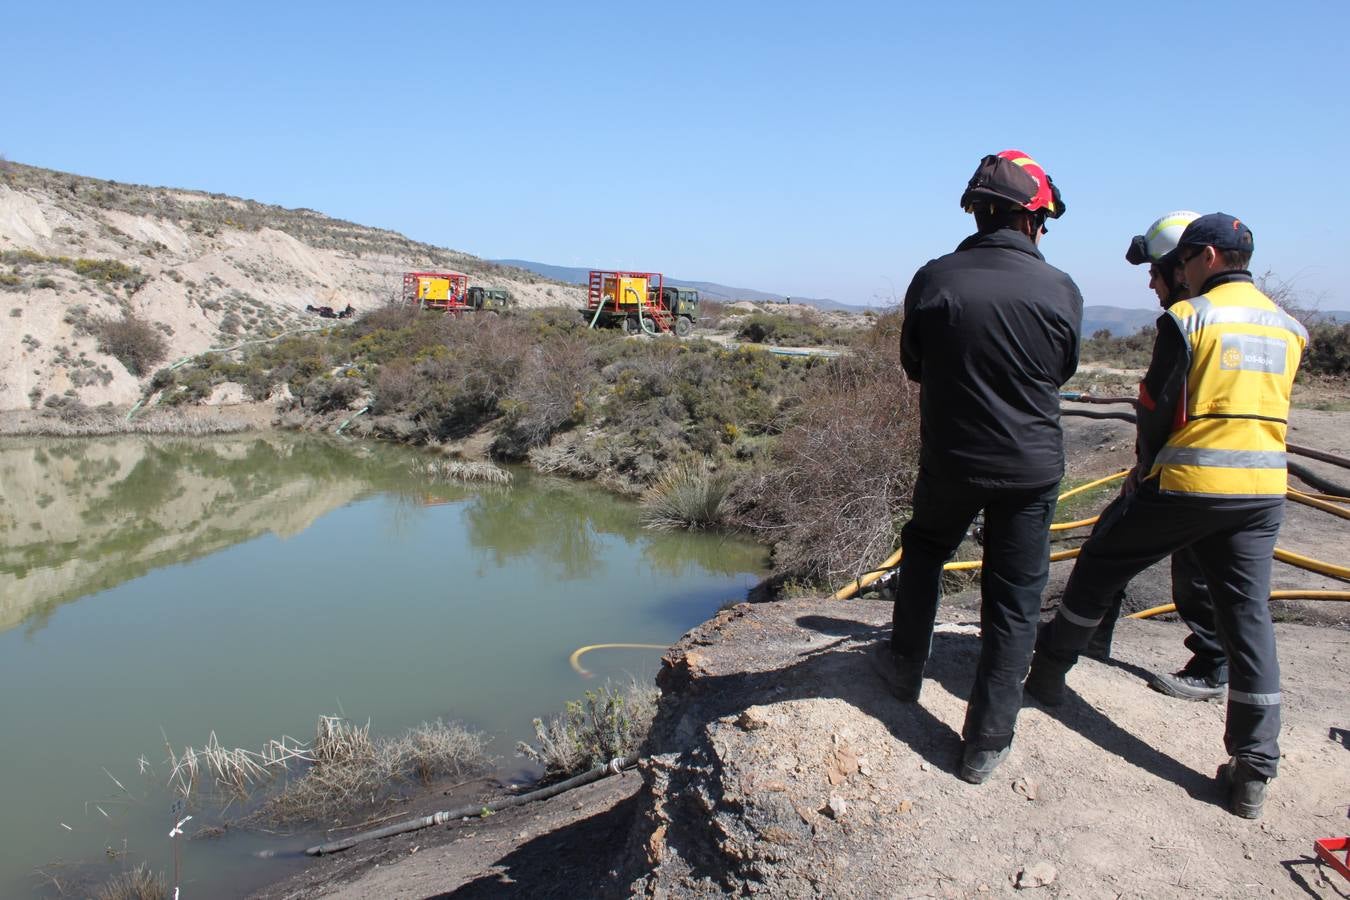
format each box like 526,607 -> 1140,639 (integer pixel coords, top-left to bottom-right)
1025,213 -> 1307,819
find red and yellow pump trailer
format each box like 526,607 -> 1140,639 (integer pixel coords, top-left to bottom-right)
403,271 -> 470,312
583,270 -> 676,334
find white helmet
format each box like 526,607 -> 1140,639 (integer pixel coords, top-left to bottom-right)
1126,211 -> 1201,266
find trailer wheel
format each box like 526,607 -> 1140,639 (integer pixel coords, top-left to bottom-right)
675,316 -> 693,337
622,316 -> 642,336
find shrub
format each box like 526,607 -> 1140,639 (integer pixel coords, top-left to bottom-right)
732,339 -> 921,586
517,680 -> 657,781
95,314 -> 169,376
640,459 -> 733,530
494,334 -> 598,456
371,359 -> 419,413
72,257 -> 149,292
1303,323 -> 1350,376
733,310 -> 847,346
351,303 -> 418,336
302,375 -> 363,413
1080,326 -> 1157,368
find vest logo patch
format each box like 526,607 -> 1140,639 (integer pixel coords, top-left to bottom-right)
1219,334 -> 1287,374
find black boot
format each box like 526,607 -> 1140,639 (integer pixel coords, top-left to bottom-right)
1219,757 -> 1269,819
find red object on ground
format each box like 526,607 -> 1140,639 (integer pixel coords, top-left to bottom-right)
1315,836 -> 1350,881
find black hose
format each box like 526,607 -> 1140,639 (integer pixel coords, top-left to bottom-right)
1288,462 -> 1350,498
1288,442 -> 1350,471
1060,393 -> 1137,405
305,753 -> 640,856
1062,408 -> 1138,423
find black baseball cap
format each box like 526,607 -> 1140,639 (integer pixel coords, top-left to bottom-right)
1177,213 -> 1254,254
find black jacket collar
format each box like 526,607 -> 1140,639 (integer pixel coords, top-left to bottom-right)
955,228 -> 1045,261
1198,269 -> 1253,295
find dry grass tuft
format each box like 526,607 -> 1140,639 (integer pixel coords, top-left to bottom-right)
313,715 -> 375,766
640,459 -> 732,531
164,731 -> 309,801
417,458 -> 512,484
260,717 -> 490,825
160,715 -> 488,826
92,864 -> 168,900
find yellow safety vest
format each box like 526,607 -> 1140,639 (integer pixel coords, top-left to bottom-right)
1149,280 -> 1307,498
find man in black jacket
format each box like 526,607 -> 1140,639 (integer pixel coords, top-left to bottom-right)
872,150 -> 1083,784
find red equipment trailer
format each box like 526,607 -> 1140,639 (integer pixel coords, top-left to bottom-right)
583,270 -> 679,335
403,272 -> 470,312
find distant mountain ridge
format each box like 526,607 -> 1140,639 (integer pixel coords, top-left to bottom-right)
1079,305 -> 1349,337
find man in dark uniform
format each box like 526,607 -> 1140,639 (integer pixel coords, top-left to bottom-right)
871,150 -> 1083,785
1026,213 -> 1307,818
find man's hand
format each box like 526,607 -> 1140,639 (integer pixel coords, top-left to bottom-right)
1121,465 -> 1144,497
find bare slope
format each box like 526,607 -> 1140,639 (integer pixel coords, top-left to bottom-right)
0,162 -> 583,411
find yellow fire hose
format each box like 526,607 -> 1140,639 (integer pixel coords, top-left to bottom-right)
569,643 -> 667,678
1129,591 -> 1350,620
1287,488 -> 1350,521
1273,548 -> 1350,580
1050,515 -> 1099,531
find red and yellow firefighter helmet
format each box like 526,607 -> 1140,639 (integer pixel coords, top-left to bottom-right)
961,149 -> 1065,219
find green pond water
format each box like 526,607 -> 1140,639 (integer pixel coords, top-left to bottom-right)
0,433 -> 767,898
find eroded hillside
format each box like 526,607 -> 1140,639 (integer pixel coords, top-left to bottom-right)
0,162 -> 583,411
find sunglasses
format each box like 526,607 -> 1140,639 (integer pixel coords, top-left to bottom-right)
1177,246 -> 1206,265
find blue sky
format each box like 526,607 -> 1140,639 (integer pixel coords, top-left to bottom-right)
3,1 -> 1346,309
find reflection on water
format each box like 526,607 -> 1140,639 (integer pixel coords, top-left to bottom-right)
463,477 -> 765,580
0,434 -> 459,634
0,433 -> 766,898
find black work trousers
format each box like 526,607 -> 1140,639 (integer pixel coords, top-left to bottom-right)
1089,549 -> 1228,683
1039,484 -> 1283,777
890,468 -> 1059,753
